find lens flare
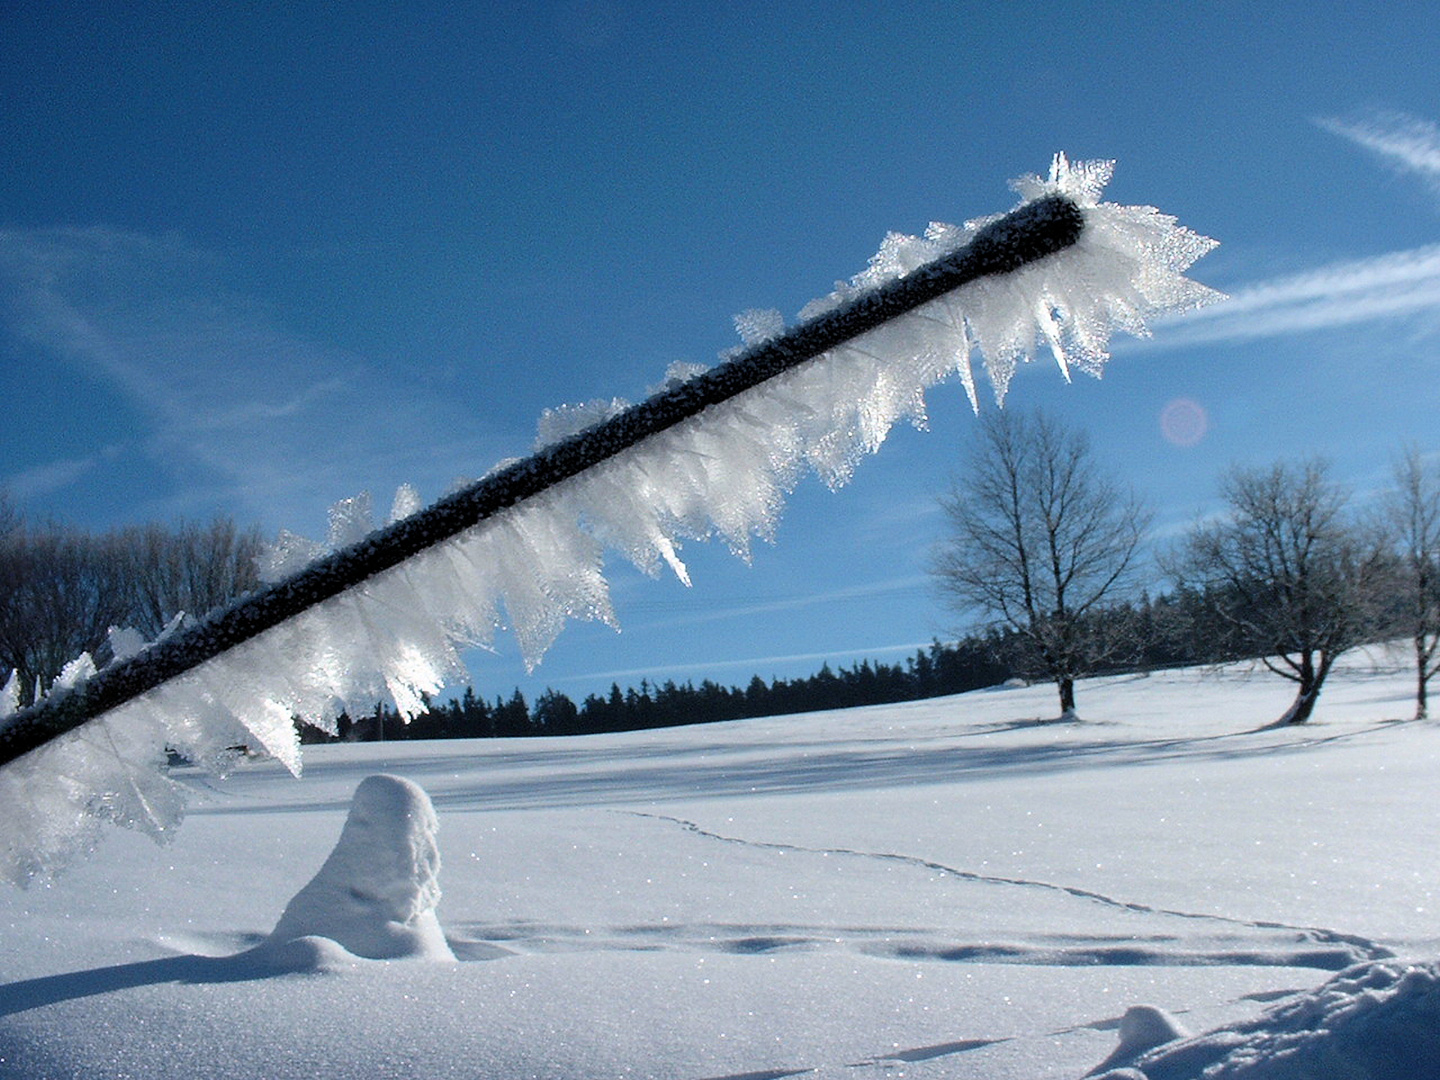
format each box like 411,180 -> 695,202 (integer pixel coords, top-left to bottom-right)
1160,397 -> 1209,447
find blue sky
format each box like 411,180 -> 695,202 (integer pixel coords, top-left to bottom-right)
4,1 -> 1440,705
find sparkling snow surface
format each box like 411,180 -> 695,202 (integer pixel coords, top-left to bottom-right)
2,652 -> 1437,1079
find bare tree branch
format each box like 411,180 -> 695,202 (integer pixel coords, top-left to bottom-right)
1170,458 -> 1387,725
930,410 -> 1151,718
1378,446 -> 1440,719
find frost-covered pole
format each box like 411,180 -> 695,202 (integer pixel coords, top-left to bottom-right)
0,194 -> 1084,771
0,156 -> 1224,882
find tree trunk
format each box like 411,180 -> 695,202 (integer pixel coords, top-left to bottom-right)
1416,637 -> 1430,721
1279,683 -> 1321,724
1277,652 -> 1324,724
1057,676 -> 1078,720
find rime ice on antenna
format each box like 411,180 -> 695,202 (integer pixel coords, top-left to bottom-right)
0,157 -> 1222,883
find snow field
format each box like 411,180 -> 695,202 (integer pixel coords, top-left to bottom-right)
2,653 -> 1438,1077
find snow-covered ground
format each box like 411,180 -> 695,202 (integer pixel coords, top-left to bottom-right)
2,650 -> 1438,1079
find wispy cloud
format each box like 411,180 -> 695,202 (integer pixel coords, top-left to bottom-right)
0,226 -> 507,531
550,639 -> 935,687
1147,242 -> 1440,348
1132,112 -> 1440,351
627,575 -> 932,631
3,449 -> 117,502
1318,110 -> 1440,195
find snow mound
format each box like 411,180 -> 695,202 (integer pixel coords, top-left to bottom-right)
1095,960 -> 1440,1079
247,933 -> 362,975
261,775 -> 455,962
1087,1006 -> 1190,1075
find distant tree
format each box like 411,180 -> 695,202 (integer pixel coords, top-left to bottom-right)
119,518 -> 264,636
624,680 -> 655,730
532,688 -> 579,733
492,689 -> 532,736
0,496 -> 264,703
1170,458 -> 1387,725
744,675 -> 769,712
1378,446 -> 1440,719
0,511 -> 131,701
454,686 -> 494,738
1129,583 -> 1250,671
930,409 -> 1151,718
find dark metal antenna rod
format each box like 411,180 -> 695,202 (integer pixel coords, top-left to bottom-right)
0,194 -> 1084,768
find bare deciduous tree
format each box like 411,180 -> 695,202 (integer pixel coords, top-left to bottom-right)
0,518 -> 131,702
0,496 -> 262,704
1171,458 -> 1386,726
118,518 -> 264,638
1379,446 -> 1440,720
930,409 -> 1151,719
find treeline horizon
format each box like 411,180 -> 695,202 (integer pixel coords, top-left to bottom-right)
8,440 -> 1408,743
313,585 -> 1253,743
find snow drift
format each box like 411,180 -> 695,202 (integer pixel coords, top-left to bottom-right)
1096,960 -> 1440,1079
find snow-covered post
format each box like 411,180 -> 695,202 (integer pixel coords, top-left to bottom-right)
259,774 -> 455,963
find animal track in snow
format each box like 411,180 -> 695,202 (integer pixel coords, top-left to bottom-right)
624,812 -> 1395,970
